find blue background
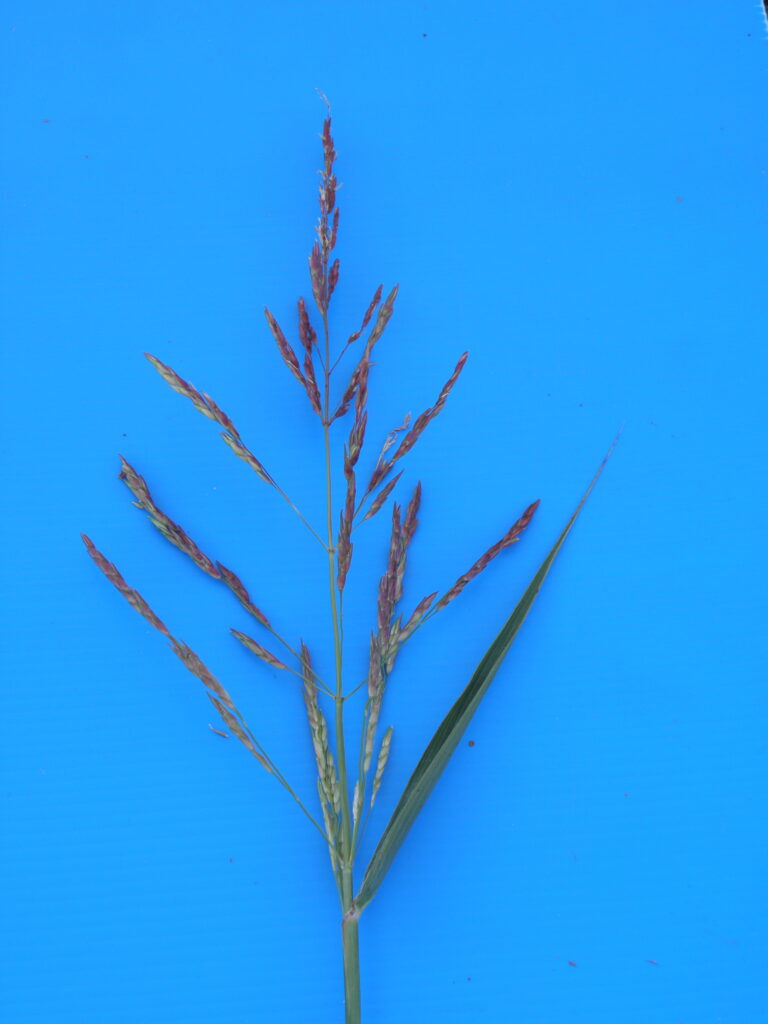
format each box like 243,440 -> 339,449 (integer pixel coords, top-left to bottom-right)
2,3 -> 766,1022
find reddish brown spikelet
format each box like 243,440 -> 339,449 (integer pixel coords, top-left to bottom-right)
348,409 -> 367,468
309,243 -> 325,313
434,499 -> 540,613
402,481 -> 422,548
324,173 -> 337,216
264,308 -> 306,388
367,632 -> 384,700
231,629 -> 287,671
376,502 -> 402,637
329,208 -> 340,251
297,298 -> 322,415
391,482 -> 421,607
362,470 -> 403,522
81,534 -> 170,636
118,457 -> 221,578
298,296 -> 318,352
215,562 -> 271,627
354,360 -> 370,419
346,285 -> 383,347
337,511 -> 353,592
301,641 -> 316,698
363,284 -> 399,358
328,259 -> 340,301
304,361 -> 322,416
337,449 -> 356,591
322,117 -> 336,177
201,392 -> 241,439
332,358 -> 369,421
343,454 -> 356,527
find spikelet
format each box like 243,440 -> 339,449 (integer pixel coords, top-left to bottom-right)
370,727 -> 393,809
352,780 -> 363,828
231,629 -> 287,671
215,563 -> 271,627
301,643 -> 339,815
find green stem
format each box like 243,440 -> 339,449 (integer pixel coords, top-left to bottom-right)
322,315 -> 352,861
341,894 -> 361,1024
322,309 -> 359,1021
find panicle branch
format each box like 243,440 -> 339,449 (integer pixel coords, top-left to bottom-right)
118,457 -> 275,628
335,365 -> 370,591
331,285 -> 398,423
331,285 -> 383,373
81,535 -> 272,772
432,500 -> 540,614
81,534 -> 171,637
145,353 -> 275,486
362,352 -> 467,505
264,308 -> 304,385
146,352 -> 325,545
360,480 -> 421,773
119,457 -> 221,578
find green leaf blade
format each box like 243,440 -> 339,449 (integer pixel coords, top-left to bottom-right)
354,443 -> 616,913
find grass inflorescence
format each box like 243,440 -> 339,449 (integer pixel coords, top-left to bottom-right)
82,100 -> 614,1024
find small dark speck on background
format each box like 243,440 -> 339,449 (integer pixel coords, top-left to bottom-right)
422,33 -> 427,37
567,961 -> 577,967
466,976 -> 472,982
468,740 -> 475,747
646,959 -> 658,965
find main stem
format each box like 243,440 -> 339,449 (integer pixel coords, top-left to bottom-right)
323,312 -> 361,1024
